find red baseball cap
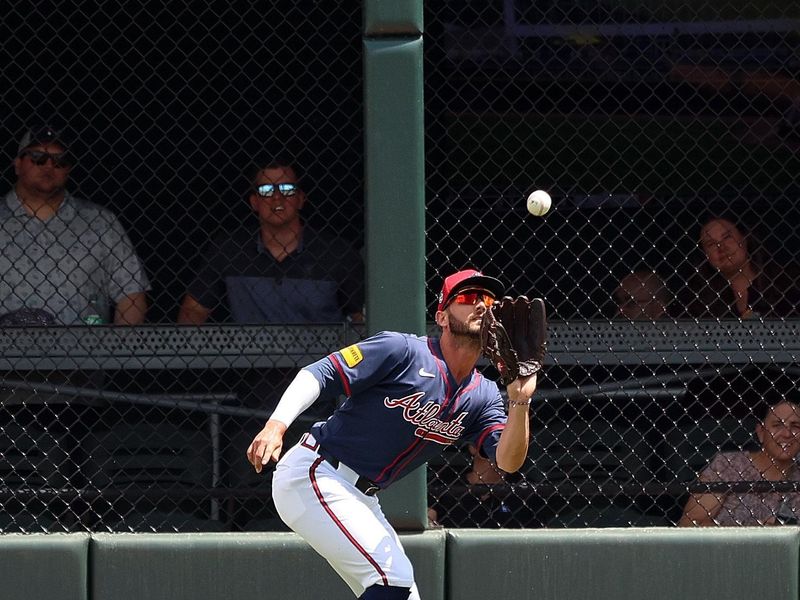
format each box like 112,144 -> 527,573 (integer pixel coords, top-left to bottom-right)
437,269 -> 505,312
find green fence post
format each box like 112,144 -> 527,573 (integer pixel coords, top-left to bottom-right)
363,0 -> 426,530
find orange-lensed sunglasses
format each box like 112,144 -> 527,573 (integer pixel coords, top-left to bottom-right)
448,291 -> 495,308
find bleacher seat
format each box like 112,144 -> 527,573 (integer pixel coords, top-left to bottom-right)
84,421 -> 221,532
524,418 -> 656,484
0,421 -> 72,489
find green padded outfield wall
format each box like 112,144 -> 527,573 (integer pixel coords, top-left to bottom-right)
0,530 -> 799,600
90,531 -> 445,600
446,528 -> 800,600
363,0 -> 427,531
0,533 -> 89,600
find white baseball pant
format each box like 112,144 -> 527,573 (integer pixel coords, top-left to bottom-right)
272,433 -> 421,599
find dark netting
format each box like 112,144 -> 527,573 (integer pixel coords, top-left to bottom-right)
424,1 -> 800,529
0,1 -> 364,532
1,1 -> 800,532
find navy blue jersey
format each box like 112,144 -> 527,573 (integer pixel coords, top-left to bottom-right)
305,331 -> 506,489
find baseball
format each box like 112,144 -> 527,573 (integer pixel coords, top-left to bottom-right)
526,190 -> 552,216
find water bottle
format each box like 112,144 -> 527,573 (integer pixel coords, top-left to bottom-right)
83,295 -> 106,325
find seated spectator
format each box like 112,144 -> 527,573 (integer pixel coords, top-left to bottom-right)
178,158 -> 364,324
679,216 -> 800,319
679,400 -> 800,526
428,444 -> 514,528
613,270 -> 672,320
0,125 -> 150,325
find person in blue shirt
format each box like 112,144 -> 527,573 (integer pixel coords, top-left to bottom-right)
247,269 -> 537,600
178,158 -> 363,324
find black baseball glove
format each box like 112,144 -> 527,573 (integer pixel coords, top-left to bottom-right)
480,296 -> 547,385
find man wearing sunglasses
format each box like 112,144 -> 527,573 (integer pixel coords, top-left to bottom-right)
180,158 -> 365,524
0,126 -> 150,325
247,269 -> 537,600
178,159 -> 363,325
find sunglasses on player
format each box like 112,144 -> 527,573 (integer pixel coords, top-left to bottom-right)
255,183 -> 299,198
18,150 -> 74,169
447,290 -> 496,308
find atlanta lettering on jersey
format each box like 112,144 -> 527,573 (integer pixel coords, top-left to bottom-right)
384,392 -> 468,444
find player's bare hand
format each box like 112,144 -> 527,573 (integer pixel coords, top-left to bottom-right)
246,419 -> 288,473
507,373 -> 537,403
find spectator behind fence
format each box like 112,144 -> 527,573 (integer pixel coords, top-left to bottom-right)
428,443 -> 511,528
679,400 -> 800,527
0,126 -> 150,325
679,216 -> 800,319
613,270 -> 672,320
178,158 -> 364,324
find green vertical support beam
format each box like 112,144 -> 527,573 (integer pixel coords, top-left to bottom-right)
363,0 -> 426,530
363,0 -> 424,36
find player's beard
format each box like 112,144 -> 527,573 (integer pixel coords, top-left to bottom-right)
447,312 -> 481,346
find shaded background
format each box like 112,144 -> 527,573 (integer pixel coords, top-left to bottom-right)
0,0 -> 799,531
1,0 -> 364,322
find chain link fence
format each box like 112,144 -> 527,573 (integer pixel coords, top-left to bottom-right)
424,1 -> 800,529
1,1 -> 800,531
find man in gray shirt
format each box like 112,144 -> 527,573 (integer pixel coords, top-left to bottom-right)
0,126 -> 150,324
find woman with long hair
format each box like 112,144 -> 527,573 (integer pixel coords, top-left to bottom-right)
681,217 -> 800,319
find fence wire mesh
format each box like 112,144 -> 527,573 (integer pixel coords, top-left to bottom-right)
1,1 -> 799,532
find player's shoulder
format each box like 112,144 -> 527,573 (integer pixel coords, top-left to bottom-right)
355,330 -> 429,359
363,330 -> 425,349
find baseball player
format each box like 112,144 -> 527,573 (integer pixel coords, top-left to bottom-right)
247,269 -> 545,600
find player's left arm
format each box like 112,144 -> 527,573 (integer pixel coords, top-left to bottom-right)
480,295 -> 545,472
494,374 -> 536,472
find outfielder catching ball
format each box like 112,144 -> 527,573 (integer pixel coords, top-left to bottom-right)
247,269 -> 547,600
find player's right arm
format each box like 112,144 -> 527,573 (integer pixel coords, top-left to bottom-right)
247,419 -> 289,473
246,369 -> 322,472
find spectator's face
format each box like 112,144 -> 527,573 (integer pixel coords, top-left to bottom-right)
757,402 -> 800,462
615,275 -> 667,320
249,165 -> 305,227
700,219 -> 748,276
14,142 -> 71,196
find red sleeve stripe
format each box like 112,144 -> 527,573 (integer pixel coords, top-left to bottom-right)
475,423 -> 505,453
329,354 -> 352,397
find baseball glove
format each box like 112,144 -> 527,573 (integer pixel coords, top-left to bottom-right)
480,296 -> 547,385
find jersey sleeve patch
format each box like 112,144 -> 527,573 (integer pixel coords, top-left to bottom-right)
340,343 -> 364,368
